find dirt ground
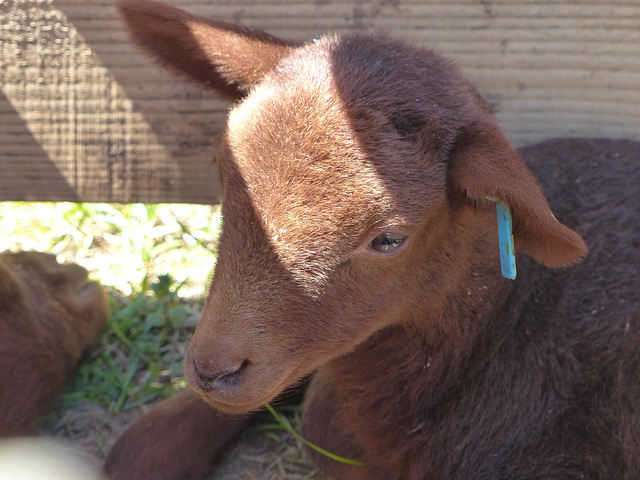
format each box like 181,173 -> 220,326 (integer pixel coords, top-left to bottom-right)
42,360 -> 324,480
43,399 -> 325,480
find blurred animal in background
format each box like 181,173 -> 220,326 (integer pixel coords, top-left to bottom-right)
108,0 -> 640,479
0,251 -> 108,436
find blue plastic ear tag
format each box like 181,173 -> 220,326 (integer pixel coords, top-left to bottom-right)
486,196 -> 517,280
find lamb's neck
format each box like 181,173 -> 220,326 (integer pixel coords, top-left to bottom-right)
325,245 -> 521,406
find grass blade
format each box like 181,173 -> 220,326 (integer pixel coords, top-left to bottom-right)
264,403 -> 365,467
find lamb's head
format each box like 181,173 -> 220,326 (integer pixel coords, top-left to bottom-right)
185,36 -> 462,412
117,0 -> 587,412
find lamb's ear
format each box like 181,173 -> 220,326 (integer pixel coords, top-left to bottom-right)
116,0 -> 299,99
450,120 -> 587,267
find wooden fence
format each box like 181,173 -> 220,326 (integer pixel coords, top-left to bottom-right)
1,0 -> 639,204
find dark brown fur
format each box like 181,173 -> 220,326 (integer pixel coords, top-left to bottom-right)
109,1 -> 640,478
0,251 -> 108,436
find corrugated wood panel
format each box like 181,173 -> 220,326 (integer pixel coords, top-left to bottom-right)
1,0 -> 639,204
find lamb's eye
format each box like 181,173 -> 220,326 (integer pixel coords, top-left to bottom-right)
370,232 -> 407,253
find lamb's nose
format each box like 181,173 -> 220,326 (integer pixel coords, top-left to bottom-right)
191,357 -> 248,392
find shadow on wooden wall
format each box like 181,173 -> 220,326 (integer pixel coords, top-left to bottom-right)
0,88 -> 80,201
1,0 -> 224,204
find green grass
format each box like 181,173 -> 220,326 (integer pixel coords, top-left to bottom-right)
56,274 -> 199,415
0,202 -> 221,296
263,403 -> 365,466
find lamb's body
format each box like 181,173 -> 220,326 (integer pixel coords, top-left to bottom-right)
109,1 -> 640,478
304,138 -> 640,479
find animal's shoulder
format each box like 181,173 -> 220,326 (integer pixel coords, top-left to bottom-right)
514,138 -> 640,355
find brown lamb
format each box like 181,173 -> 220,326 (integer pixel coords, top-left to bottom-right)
0,251 -> 108,436
107,1 -> 640,478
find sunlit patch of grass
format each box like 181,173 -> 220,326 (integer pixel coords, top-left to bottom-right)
0,202 -> 221,297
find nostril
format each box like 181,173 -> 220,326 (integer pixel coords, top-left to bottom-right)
213,360 -> 248,390
192,358 -> 248,392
